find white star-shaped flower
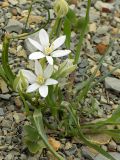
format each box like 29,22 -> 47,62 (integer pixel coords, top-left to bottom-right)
22,60 -> 58,97
28,29 -> 71,65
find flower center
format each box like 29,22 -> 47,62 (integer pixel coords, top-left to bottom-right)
36,75 -> 45,85
44,44 -> 54,55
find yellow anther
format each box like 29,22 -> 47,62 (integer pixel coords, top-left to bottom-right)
36,75 -> 44,85
44,44 -> 54,55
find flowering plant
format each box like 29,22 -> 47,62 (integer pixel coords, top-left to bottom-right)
1,0 -> 120,160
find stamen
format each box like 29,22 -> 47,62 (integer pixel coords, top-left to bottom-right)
36,75 -> 44,85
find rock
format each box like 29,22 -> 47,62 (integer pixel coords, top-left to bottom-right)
24,32 -> 40,52
13,112 -> 25,123
89,23 -> 97,32
97,26 -> 109,35
1,2 -> 9,8
20,15 -> 44,25
95,1 -> 114,12
0,79 -> 9,93
0,108 -> 4,116
19,0 -> 27,5
95,152 -> 120,160
8,0 -> 18,5
65,144 -> 77,156
11,8 -> 18,16
105,77 -> 120,93
14,97 -> 22,108
108,140 -> 117,151
4,19 -> 23,34
0,94 -> 11,100
96,43 -> 108,55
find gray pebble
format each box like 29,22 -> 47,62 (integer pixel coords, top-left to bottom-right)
0,108 -> 4,116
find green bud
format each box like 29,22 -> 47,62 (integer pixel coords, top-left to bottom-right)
54,0 -> 69,18
13,71 -> 28,92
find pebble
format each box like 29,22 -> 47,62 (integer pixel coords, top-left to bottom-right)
108,140 -> 117,151
95,152 -> 120,160
8,0 -> 18,5
4,19 -> 23,33
0,108 -> 4,116
97,26 -> 110,35
105,77 -> 120,93
0,94 -> 11,100
89,23 -> 97,32
95,1 -> 114,12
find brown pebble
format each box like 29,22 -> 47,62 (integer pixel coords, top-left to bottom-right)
14,96 -> 22,109
1,2 -> 9,8
11,8 -> 18,16
96,43 -> 108,55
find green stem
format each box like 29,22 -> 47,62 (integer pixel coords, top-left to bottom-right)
74,0 -> 91,64
19,91 -> 30,115
24,0 -> 34,30
50,17 -> 61,39
2,35 -> 15,87
67,105 -> 116,160
10,3 -> 50,40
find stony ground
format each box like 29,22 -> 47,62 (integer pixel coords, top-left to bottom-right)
0,0 -> 120,159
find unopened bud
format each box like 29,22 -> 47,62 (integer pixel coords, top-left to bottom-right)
54,0 -> 69,18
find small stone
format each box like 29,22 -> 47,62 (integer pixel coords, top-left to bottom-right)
97,26 -> 109,35
1,2 -> 9,8
5,13 -> 12,19
65,144 -> 77,156
96,43 -> 108,55
19,0 -> 27,5
108,140 -> 117,151
95,1 -> 114,12
14,97 -> 22,108
4,19 -> 23,34
11,8 -> 18,16
95,152 -> 120,160
0,94 -> 11,100
13,112 -> 25,123
117,145 -> 120,152
105,77 -> 120,93
89,23 -> 97,32
8,0 -> 18,5
0,108 -> 4,116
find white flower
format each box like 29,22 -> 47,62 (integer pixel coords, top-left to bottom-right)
22,60 -> 58,97
28,29 -> 71,65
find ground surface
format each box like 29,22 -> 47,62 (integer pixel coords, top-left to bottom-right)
0,0 -> 120,159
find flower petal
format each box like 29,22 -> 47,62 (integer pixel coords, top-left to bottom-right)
45,78 -> 58,85
46,56 -> 53,65
44,64 -> 53,79
51,50 -> 71,57
26,83 -> 40,93
52,35 -> 66,50
39,85 -> 48,97
28,38 -> 43,52
29,52 -> 45,60
35,60 -> 43,76
39,29 -> 49,47
22,70 -> 36,84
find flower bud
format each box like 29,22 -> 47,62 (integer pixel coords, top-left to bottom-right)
54,0 -> 69,18
13,71 -> 28,92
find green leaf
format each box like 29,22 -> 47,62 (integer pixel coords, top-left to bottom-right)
33,109 -> 65,160
106,105 -> 120,122
24,125 -> 39,141
66,104 -> 117,160
64,17 -> 71,48
25,139 -> 45,154
2,36 -> 15,85
66,9 -> 78,26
